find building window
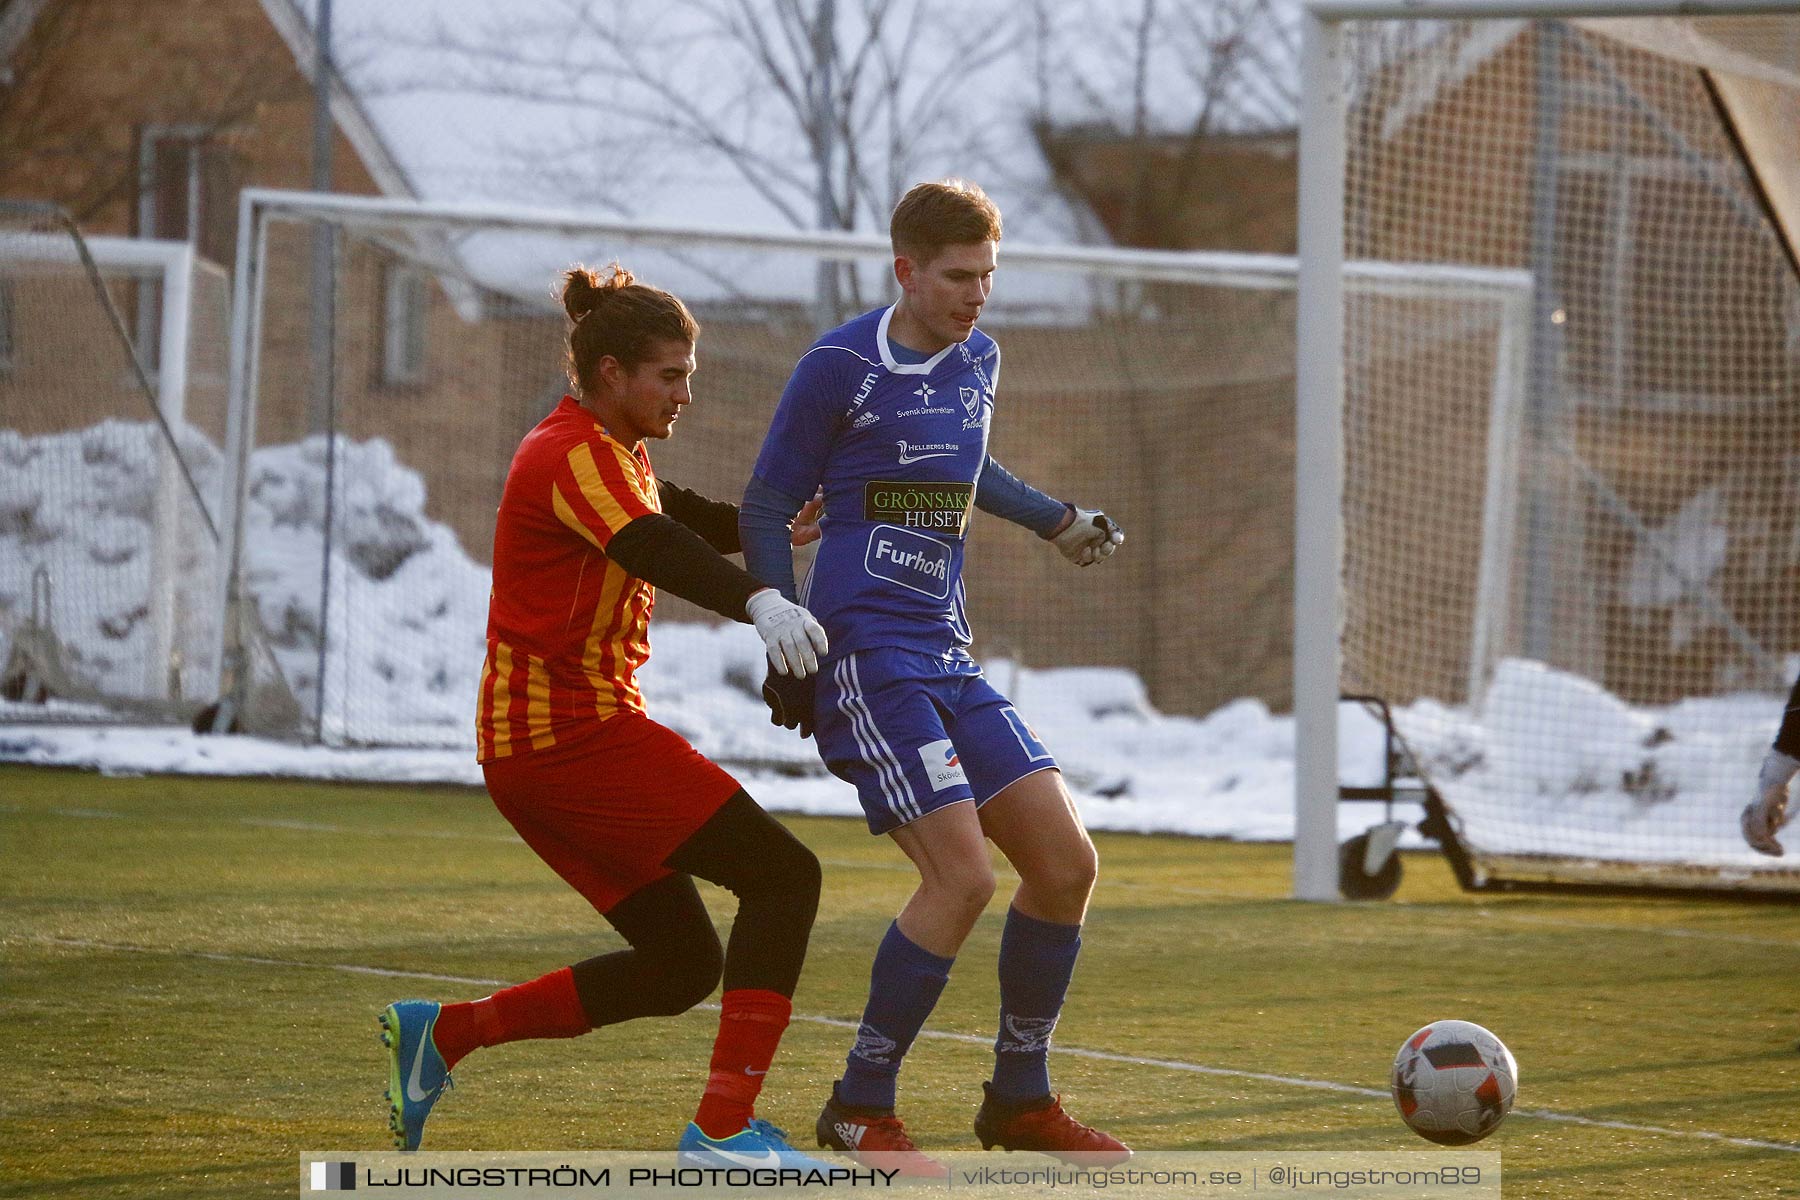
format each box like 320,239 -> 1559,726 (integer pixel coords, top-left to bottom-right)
380,261 -> 428,388
133,125 -> 240,370
135,124 -> 240,267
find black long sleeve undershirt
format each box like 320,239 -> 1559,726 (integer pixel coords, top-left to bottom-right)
657,478 -> 742,555
605,513 -> 762,623
1776,671 -> 1800,758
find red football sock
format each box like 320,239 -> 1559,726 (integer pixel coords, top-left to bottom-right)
430,966 -> 591,1071
693,989 -> 793,1139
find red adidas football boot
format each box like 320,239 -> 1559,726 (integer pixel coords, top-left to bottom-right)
973,1083 -> 1132,1165
816,1084 -> 950,1179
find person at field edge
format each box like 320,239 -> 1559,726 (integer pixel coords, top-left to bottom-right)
1742,670 -> 1800,855
739,179 -> 1130,1175
379,265 -> 837,1170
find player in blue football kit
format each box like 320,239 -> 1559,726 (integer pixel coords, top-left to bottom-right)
740,180 -> 1130,1173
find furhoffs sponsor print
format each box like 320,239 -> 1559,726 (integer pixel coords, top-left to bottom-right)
864,527 -> 954,598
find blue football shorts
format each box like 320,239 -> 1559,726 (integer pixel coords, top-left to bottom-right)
814,647 -> 1058,835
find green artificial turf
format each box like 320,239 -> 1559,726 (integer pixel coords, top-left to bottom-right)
2,764 -> 1796,1198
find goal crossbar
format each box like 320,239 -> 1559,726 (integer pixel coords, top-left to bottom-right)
233,188 -> 1533,295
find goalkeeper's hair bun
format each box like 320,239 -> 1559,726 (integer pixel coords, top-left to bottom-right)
557,263 -> 698,394
560,263 -> 638,322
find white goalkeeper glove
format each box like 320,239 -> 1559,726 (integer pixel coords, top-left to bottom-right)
1742,748 -> 1799,857
1053,506 -> 1125,567
745,588 -> 830,679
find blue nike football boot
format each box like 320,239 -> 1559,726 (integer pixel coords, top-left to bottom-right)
677,1118 -> 838,1172
379,1000 -> 454,1150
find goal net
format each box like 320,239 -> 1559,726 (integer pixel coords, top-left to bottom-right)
1300,9 -> 1800,894
223,192 -> 1517,807
0,205 -> 232,724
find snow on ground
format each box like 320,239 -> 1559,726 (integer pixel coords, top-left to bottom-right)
0,422 -> 1395,844
0,422 -> 1788,865
1,665 -> 1784,865
0,421 -> 224,702
241,435 -> 492,745
1397,659 -> 1781,867
0,689 -> 1344,843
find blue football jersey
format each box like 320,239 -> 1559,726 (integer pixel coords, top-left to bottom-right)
752,304 -> 999,660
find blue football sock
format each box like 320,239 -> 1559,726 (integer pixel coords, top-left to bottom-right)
990,906 -> 1082,1103
837,921 -> 954,1110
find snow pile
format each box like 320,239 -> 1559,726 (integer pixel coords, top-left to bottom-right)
0,688 -> 1322,842
0,419 -> 1322,836
1398,659 -> 1776,865
0,422 -> 1787,862
0,422 -> 490,740
237,436 -> 490,744
4,662 -> 1782,862
0,421 -> 222,702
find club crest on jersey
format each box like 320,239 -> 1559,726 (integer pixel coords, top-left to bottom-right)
958,385 -> 987,430
918,739 -> 967,791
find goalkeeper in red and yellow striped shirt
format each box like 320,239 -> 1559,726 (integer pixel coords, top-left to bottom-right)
379,265 -> 835,1170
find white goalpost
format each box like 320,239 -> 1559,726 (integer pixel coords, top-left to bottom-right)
1294,0 -> 1800,898
47,237 -> 202,704
0,217 -> 231,718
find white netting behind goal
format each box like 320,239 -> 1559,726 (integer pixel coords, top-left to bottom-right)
0,209 -> 231,723
233,206 -> 1332,764
1337,16 -> 1800,890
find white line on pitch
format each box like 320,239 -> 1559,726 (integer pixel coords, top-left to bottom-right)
18,935 -> 1798,1155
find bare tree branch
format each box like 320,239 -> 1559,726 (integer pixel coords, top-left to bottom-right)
356,0 -> 1006,245
1027,0 -> 1297,249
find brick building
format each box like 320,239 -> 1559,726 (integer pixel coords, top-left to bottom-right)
0,0 -> 1307,721
10,5 -> 1786,723
0,0 -> 569,552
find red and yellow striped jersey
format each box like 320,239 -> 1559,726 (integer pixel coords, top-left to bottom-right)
476,396 -> 662,762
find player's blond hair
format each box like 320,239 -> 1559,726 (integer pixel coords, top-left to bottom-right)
559,263 -> 699,397
890,179 -> 1003,265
